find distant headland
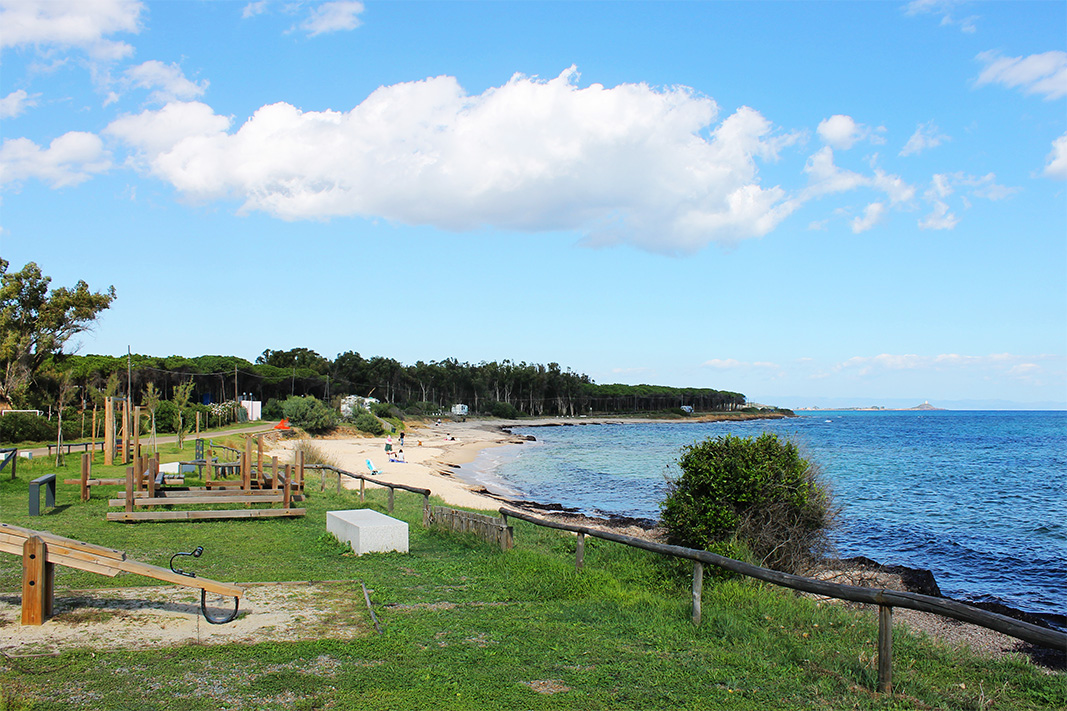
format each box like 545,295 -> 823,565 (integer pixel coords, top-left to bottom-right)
796,401 -> 945,412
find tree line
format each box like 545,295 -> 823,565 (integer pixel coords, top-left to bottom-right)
27,350 -> 746,418
1,259 -> 747,419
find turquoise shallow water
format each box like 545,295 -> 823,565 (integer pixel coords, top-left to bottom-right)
464,411 -> 1066,618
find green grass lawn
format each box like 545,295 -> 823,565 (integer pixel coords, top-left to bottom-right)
1,450 -> 1064,710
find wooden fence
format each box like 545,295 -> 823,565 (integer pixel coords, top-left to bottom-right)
429,506 -> 513,551
499,506 -> 1066,695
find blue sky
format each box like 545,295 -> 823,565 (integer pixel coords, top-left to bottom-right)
1,0 -> 1064,409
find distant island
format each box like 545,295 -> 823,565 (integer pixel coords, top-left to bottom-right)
796,401 -> 945,412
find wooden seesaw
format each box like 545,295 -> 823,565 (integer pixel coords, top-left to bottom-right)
0,522 -> 244,626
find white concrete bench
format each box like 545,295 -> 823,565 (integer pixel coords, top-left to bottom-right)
327,509 -> 409,555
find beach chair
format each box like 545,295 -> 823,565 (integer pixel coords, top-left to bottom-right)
365,459 -> 381,476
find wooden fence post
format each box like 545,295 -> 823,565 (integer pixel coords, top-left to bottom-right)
21,536 -> 54,625
257,436 -> 264,487
360,477 -> 365,502
422,494 -> 430,526
692,562 -> 704,626
272,456 -> 279,490
878,605 -> 893,694
283,465 -> 292,509
576,532 -> 585,570
243,436 -> 252,491
336,469 -> 343,495
388,487 -> 395,513
104,397 -> 114,466
125,466 -> 134,519
80,452 -> 90,501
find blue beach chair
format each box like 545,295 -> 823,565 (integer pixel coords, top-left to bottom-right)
366,458 -> 381,476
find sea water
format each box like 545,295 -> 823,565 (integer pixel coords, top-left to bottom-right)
464,410 -> 1066,619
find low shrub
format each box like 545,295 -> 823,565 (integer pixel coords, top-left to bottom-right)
0,412 -> 54,443
281,395 -> 338,435
486,400 -> 521,419
660,432 -> 836,574
354,410 -> 384,435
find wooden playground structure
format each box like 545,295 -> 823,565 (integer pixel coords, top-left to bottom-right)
105,435 -> 307,522
0,522 -> 244,626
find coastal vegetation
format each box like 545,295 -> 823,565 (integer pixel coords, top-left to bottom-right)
1,452 -> 1063,709
661,433 -> 837,574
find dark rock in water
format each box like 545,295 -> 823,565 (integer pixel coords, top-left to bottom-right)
835,556 -> 942,597
524,434 -> 536,441
506,499 -> 581,514
968,599 -> 1067,634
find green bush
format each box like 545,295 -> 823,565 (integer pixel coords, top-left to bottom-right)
281,395 -> 338,435
154,401 -> 178,433
262,398 -> 284,420
486,400 -> 521,419
660,433 -> 836,574
354,410 -> 384,435
0,412 -> 54,443
371,402 -> 401,420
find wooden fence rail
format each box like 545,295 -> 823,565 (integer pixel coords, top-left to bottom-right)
499,506 -> 1066,694
305,464 -> 432,523
429,506 -> 513,551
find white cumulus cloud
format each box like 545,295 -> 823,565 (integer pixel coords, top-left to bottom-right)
0,0 -> 142,59
104,68 -> 805,254
900,121 -> 949,157
124,61 -> 209,103
816,114 -> 885,150
299,0 -> 364,37
975,50 -> 1067,100
850,202 -> 886,233
1044,132 -> 1067,180
0,131 -> 112,188
0,89 -> 39,119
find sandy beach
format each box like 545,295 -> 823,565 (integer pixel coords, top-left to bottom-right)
266,418 -> 528,511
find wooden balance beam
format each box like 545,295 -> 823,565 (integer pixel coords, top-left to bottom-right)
0,522 -> 244,625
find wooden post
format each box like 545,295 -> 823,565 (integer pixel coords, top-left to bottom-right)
90,406 -> 98,462
257,436 -> 264,488
422,493 -> 430,526
80,452 -> 90,501
576,532 -> 585,570
272,456 -> 279,490
283,465 -> 292,509
877,605 -> 893,694
336,469 -> 342,495
147,457 -> 157,500
320,467 -> 326,492
360,477 -> 365,502
21,536 -> 54,625
133,405 -> 141,463
121,399 -> 130,464
104,396 -> 115,466
195,411 -> 200,438
387,486 -> 394,513
134,454 -> 144,492
206,460 -> 214,489
691,562 -> 704,626
243,437 -> 252,492
296,451 -> 304,492
125,466 -> 134,516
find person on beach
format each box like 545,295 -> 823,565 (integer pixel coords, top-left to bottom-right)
399,432 -> 405,447
385,436 -> 393,455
